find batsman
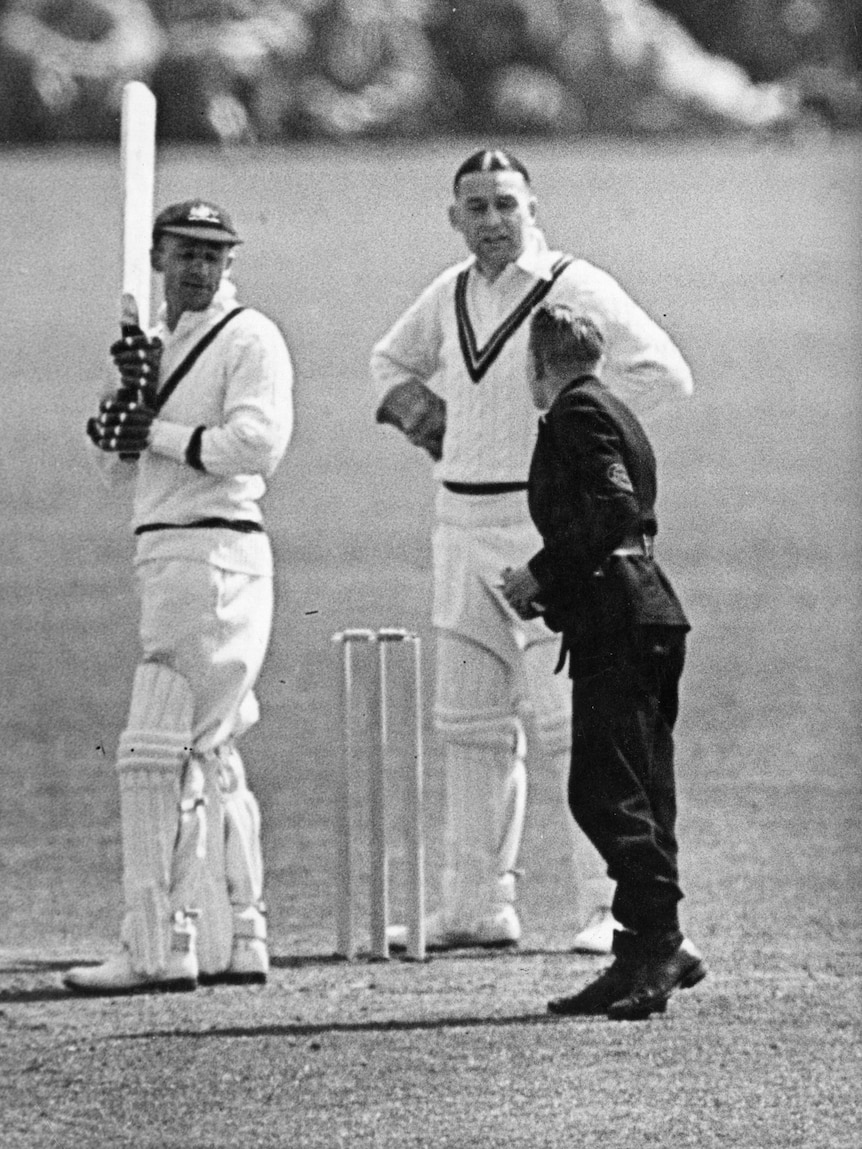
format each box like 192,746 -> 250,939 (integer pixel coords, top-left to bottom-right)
65,201 -> 293,994
373,149 -> 693,953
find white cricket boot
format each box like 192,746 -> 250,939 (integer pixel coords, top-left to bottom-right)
195,744 -> 270,984
64,912 -> 198,996
388,900 -> 522,953
227,905 -> 269,983
571,906 -> 621,955
425,902 -> 522,951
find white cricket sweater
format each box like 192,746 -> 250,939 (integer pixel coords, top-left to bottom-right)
90,281 -> 293,575
370,229 -> 693,485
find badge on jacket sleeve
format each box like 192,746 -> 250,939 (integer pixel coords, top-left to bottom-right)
607,462 -> 634,493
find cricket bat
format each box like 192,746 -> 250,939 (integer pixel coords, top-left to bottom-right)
118,82 -> 156,459
120,81 -> 156,336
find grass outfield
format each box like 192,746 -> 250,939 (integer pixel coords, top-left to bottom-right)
0,135 -> 860,1147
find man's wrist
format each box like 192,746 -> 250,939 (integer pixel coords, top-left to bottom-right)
148,417 -> 195,463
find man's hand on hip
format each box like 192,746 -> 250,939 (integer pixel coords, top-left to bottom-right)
376,379 -> 446,461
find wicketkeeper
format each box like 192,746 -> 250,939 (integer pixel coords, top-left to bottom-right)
372,149 -> 693,954
65,200 -> 293,994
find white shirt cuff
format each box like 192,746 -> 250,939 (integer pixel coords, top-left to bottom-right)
149,418 -> 194,464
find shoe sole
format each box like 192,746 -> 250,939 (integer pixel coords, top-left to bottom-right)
607,960 -> 708,1021
198,971 -> 267,987
389,936 -> 520,954
548,994 -> 667,1017
63,977 -> 198,997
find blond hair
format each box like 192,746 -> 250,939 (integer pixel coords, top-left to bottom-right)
530,305 -> 604,371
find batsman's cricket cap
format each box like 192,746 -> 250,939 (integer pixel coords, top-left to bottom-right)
152,200 -> 242,245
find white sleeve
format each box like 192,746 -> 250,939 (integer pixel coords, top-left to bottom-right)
370,278 -> 445,400
556,262 -> 693,417
149,317 -> 294,479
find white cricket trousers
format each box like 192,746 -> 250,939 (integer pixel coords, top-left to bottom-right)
137,556 -> 273,753
135,555 -> 273,972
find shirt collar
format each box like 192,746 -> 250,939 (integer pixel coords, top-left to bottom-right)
515,227 -> 555,278
468,227 -> 559,284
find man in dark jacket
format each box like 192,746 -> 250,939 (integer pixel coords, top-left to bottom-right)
501,304 -> 707,1020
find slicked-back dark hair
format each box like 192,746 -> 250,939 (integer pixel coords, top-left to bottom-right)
453,149 -> 531,192
530,305 -> 605,370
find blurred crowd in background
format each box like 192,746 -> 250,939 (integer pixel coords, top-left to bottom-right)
0,0 -> 859,144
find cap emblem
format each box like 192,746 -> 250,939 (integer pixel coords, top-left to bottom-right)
187,203 -> 222,224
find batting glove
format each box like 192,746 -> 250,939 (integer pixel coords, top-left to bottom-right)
86,388 -> 155,455
110,327 -> 163,388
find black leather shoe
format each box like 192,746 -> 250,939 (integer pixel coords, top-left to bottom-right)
607,938 -> 707,1021
548,930 -> 656,1016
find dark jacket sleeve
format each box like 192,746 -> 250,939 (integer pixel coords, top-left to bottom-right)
527,389 -> 640,599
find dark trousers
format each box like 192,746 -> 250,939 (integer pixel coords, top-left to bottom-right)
568,629 -> 687,946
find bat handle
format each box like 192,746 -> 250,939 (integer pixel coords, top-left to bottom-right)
118,320 -> 144,462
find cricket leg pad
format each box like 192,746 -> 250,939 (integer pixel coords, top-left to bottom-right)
199,905 -> 269,985
498,721 -> 527,882
116,662 -> 196,976
432,707 -> 526,934
195,743 -> 267,978
190,751 -> 233,976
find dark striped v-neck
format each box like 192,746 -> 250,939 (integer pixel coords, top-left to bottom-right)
455,255 -> 573,383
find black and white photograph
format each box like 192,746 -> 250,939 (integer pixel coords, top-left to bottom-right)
0,2 -> 859,1145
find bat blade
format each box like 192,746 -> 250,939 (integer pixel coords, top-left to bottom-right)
120,81 -> 156,332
